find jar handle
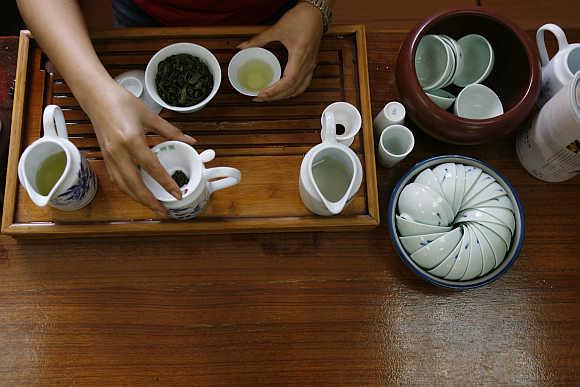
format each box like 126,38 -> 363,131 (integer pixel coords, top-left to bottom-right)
536,23 -> 569,67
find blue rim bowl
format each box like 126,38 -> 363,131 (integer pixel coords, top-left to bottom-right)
387,155 -> 525,289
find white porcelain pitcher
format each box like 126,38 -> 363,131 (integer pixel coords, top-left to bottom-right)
537,23 -> 580,106
18,105 -> 98,211
299,112 -> 363,216
141,141 -> 241,220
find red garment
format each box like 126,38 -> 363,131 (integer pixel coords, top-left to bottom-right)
134,0 -> 289,26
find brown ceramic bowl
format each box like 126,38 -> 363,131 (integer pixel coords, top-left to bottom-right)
396,8 -> 541,145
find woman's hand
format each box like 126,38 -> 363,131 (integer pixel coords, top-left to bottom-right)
83,81 -> 197,215
237,1 -> 324,101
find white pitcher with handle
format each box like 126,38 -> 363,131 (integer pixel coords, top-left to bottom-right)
299,112 -> 363,216
536,23 -> 580,106
18,105 -> 98,211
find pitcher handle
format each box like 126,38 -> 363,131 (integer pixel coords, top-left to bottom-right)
536,23 -> 569,67
43,105 -> 69,139
204,167 -> 241,194
321,111 -> 337,144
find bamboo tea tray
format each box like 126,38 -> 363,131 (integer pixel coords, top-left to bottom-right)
2,26 -> 379,237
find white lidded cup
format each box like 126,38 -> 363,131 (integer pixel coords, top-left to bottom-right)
115,70 -> 162,114
516,71 -> 580,182
320,102 -> 362,147
141,141 -> 241,220
228,47 -> 282,96
145,42 -> 221,113
377,124 -> 415,168
454,84 -> 503,119
536,23 -> 580,106
373,101 -> 405,137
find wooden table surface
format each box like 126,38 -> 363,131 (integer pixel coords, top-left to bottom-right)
0,25 -> 579,384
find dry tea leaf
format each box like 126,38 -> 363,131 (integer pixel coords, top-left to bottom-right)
156,54 -> 213,107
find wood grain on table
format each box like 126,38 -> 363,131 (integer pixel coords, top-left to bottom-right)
0,28 -> 579,385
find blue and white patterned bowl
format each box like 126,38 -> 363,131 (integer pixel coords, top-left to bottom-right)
387,155 -> 525,289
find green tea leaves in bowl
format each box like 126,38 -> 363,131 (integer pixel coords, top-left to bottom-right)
156,54 -> 214,107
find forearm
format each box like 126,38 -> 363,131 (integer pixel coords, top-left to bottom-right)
16,0 -> 115,110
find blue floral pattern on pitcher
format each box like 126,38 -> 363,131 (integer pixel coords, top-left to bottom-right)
53,157 -> 97,208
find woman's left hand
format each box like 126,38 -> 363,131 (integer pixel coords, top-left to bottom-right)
237,1 -> 324,101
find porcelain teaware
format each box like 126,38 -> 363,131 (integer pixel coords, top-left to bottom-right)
18,105 -> 98,211
141,141 -> 241,220
300,112 -> 363,216
536,23 -> 580,106
377,124 -> 415,168
453,34 -> 494,87
115,70 -> 162,114
320,102 -> 362,146
454,84 -> 503,119
373,101 -> 406,136
228,47 -> 282,96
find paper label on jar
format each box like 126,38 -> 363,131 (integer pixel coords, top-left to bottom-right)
516,118 -> 580,182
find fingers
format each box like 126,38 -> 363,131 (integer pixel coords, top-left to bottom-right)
237,29 -> 277,49
147,113 -> 197,145
107,155 -> 167,216
290,73 -> 313,98
254,52 -> 303,102
130,136 -> 182,201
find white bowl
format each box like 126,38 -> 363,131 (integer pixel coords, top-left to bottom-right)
427,233 -> 463,278
477,207 -> 515,234
443,228 -> 470,280
415,35 -> 453,91
398,182 -> 454,226
228,47 -> 282,97
454,84 -> 503,119
452,163 -> 466,214
454,34 -> 495,87
399,232 -> 447,254
472,222 -> 508,268
426,89 -> 456,110
410,227 -> 463,269
433,162 -> 456,209
396,215 -> 452,237
387,155 -> 525,289
414,167 -> 444,196
461,224 -> 484,281
145,42 -> 222,113
461,181 -> 508,210
461,172 -> 495,205
471,195 -> 513,211
470,223 -> 496,275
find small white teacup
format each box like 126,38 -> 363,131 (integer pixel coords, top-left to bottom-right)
320,102 -> 362,147
454,84 -> 503,119
373,101 -> 406,138
377,124 -> 415,168
228,47 -> 282,96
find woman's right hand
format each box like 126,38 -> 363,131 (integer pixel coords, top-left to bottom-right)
83,81 -> 197,215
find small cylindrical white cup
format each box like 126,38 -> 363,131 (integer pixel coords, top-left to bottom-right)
373,101 -> 405,137
377,125 -> 415,168
228,47 -> 282,96
320,102 -> 362,146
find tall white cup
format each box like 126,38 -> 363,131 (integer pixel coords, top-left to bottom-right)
377,125 -> 415,168
516,72 -> 580,182
373,101 -> 405,138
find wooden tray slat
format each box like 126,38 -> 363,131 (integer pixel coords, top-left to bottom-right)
2,26 -> 379,237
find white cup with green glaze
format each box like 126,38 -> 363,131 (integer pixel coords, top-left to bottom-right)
415,35 -> 454,91
453,34 -> 495,87
454,84 -> 503,119
426,89 -> 456,110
